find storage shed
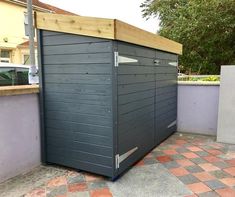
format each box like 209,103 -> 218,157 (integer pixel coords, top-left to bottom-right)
36,13 -> 182,179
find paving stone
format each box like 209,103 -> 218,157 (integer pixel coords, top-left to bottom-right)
198,191 -> 220,197
46,185 -> 67,197
213,161 -> 230,169
88,181 -> 107,190
210,170 -> 231,179
143,158 -> 157,165
196,151 -> 209,157
68,191 -> 90,197
185,165 -> 204,173
67,175 -> 85,184
171,154 -> 186,160
151,151 -> 164,157
176,147 -> 189,153
178,174 -> 200,184
162,161 -> 180,169
190,158 -> 207,164
204,180 -> 227,190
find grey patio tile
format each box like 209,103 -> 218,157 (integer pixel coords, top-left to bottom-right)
67,175 -> 85,184
46,185 -> 67,197
68,191 -> 90,197
190,157 -> 207,164
210,170 -> 231,179
151,151 -> 164,157
87,181 -> 107,190
176,147 -> 189,153
162,161 -> 180,169
196,151 -> 210,157
213,161 -> 230,169
198,191 -> 220,197
185,165 -> 204,173
171,154 -> 186,160
204,180 -> 226,190
178,174 -> 200,184
143,158 -> 157,165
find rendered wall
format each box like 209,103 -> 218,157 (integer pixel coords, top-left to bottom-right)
217,66 -> 235,144
177,82 -> 220,136
0,94 -> 40,183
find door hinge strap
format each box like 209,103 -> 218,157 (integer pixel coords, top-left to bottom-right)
167,120 -> 177,128
114,52 -> 138,67
115,147 -> 138,169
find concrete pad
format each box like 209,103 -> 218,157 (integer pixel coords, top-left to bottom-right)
107,164 -> 193,197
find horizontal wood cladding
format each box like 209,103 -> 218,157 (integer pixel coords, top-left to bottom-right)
36,12 -> 182,54
117,42 -> 155,157
41,31 -> 114,176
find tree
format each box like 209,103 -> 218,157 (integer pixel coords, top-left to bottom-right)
141,0 -> 235,74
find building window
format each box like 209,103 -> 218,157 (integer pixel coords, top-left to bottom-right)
23,54 -> 30,65
0,50 -> 11,63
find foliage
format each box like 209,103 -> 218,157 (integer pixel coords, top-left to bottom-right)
178,75 -> 220,81
141,0 -> 235,74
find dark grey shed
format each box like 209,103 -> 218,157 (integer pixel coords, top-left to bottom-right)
36,13 -> 182,179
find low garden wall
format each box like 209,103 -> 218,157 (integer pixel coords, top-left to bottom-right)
177,81 -> 220,136
0,82 -> 221,183
0,85 -> 40,183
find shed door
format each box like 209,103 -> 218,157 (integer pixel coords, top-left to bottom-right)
155,52 -> 178,144
116,42 -> 155,173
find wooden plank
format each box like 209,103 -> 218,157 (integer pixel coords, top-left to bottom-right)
36,13 -> 182,54
0,85 -> 39,96
115,20 -> 182,55
36,12 -> 115,39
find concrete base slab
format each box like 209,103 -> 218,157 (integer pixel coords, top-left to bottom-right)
107,164 -> 193,197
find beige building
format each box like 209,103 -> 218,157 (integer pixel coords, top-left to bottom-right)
0,0 -> 75,65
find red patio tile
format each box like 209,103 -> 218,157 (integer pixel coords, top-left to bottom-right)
90,188 -> 113,197
169,145 -> 180,149
193,172 -> 215,181
135,160 -> 145,166
226,159 -> 235,166
182,152 -> 199,159
156,155 -> 172,163
176,159 -> 195,167
220,178 -> 235,186
187,146 -> 203,152
169,167 -> 189,176
203,156 -> 221,163
223,167 -> 235,176
175,139 -> 187,145
187,182 -> 211,194
144,153 -> 153,159
215,187 -> 235,197
47,176 -> 67,188
206,149 -> 223,156
68,183 -> 87,192
198,163 -> 220,171
25,188 -> 46,197
163,149 -> 178,155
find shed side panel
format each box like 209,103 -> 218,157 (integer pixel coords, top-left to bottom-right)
40,30 -> 114,177
155,52 -> 178,144
116,42 -> 155,174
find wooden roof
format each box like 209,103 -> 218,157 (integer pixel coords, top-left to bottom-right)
36,12 -> 182,55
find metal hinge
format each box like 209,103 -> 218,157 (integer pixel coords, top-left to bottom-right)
114,51 -> 119,67
114,52 -> 138,67
167,120 -> 177,128
115,147 -> 138,169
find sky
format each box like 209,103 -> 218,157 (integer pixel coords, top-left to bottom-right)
41,0 -> 160,33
